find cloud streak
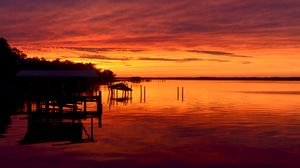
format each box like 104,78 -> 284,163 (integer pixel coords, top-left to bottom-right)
187,50 -> 252,58
64,47 -> 146,53
80,54 -> 230,63
138,57 -> 201,62
80,55 -> 132,61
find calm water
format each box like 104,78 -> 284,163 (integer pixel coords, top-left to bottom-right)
1,80 -> 300,168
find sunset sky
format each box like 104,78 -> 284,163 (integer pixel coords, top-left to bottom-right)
1,0 -> 300,77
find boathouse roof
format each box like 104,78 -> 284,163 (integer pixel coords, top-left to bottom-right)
16,70 -> 98,78
109,83 -> 132,91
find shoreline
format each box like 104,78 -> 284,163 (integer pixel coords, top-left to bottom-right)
117,77 -> 300,81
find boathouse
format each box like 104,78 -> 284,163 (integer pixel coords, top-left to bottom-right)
17,70 -> 98,95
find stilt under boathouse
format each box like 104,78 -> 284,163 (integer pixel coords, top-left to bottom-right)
109,83 -> 133,100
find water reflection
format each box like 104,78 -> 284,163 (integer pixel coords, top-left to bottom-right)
2,80 -> 300,167
0,96 -> 15,138
20,113 -> 96,144
0,114 -> 11,139
241,91 -> 300,95
93,80 -> 300,167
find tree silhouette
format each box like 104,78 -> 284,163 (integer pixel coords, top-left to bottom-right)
97,69 -> 116,82
0,37 -> 116,82
0,37 -> 26,79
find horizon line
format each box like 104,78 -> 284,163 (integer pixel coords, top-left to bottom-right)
116,76 -> 300,81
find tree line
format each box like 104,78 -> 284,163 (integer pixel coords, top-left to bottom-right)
0,37 -> 115,82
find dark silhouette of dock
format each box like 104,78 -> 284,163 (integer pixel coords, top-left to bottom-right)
18,91 -> 103,144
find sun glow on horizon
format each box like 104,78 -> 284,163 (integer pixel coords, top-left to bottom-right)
13,43 -> 300,77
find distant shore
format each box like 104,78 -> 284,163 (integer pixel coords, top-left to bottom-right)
117,77 -> 300,81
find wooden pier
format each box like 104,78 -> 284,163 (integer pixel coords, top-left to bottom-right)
19,91 -> 103,144
22,92 -> 102,114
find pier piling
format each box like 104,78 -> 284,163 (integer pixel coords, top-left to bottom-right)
144,86 -> 146,103
182,87 -> 184,102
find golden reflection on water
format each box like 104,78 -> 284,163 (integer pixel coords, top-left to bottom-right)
96,80 -> 300,165
2,80 -> 300,167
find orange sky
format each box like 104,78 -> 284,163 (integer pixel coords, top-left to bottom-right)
1,0 -> 300,77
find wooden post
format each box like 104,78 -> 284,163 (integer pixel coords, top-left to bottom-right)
27,101 -> 32,113
182,87 -> 184,102
59,98 -> 63,113
97,91 -> 102,114
72,101 -> 76,113
36,100 -> 41,112
144,86 -> 146,103
130,85 -> 132,99
45,100 -> 49,113
177,87 -> 179,100
83,98 -> 87,114
107,89 -> 111,104
140,85 -> 142,103
98,92 -> 102,128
